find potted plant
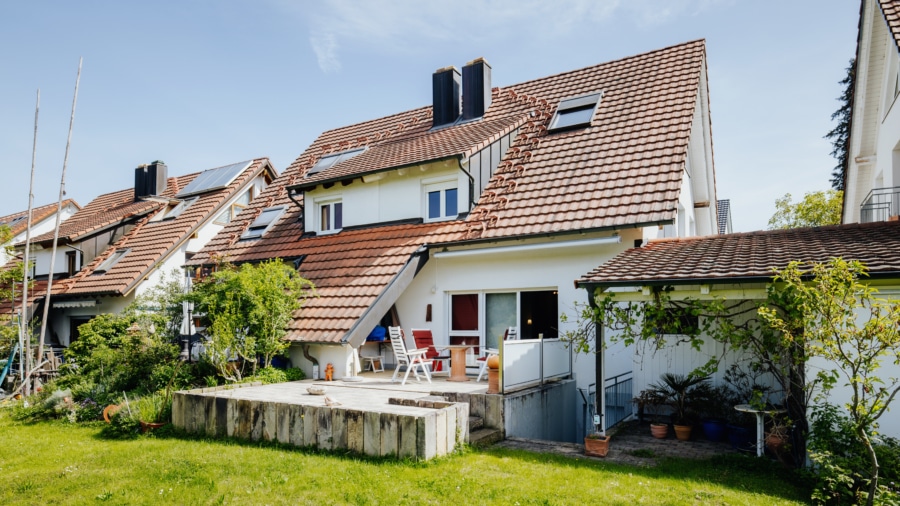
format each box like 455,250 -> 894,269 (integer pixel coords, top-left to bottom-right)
765,415 -> 791,456
651,373 -> 709,441
136,391 -> 171,433
694,382 -> 728,442
635,388 -> 669,438
584,432 -> 611,457
722,363 -> 767,450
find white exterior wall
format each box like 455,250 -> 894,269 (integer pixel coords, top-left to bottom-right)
48,294 -> 133,347
304,160 -> 464,231
1,204 -> 79,266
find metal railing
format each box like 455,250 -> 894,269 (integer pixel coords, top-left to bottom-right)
860,186 -> 900,223
578,383 -> 597,437
500,338 -> 572,393
604,372 -> 633,430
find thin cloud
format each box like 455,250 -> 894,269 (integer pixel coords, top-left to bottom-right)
310,31 -> 341,73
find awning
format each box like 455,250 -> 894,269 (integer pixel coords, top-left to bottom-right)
52,300 -> 98,308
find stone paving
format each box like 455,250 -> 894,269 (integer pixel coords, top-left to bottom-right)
496,420 -> 739,467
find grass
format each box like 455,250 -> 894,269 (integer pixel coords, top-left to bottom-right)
0,412 -> 811,505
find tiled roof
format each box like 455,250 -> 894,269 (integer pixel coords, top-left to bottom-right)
191,40 -> 709,344
283,221 -> 465,343
28,192 -> 159,245
717,199 -> 730,234
881,0 -> 900,49
0,200 -> 80,238
577,220 -> 900,287
53,158 -> 274,298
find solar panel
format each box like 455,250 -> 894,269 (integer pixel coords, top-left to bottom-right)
176,160 -> 252,198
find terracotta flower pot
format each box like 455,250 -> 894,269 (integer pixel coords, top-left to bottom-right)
674,424 -> 692,441
765,432 -> 787,454
584,434 -> 611,457
650,423 -> 668,439
140,421 -> 166,433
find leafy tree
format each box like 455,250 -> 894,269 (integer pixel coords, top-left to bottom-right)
192,259 -> 314,382
768,190 -> 843,230
760,259 -> 900,506
826,59 -> 855,191
0,224 -> 30,358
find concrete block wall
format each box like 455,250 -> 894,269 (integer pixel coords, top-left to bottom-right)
172,386 -> 469,460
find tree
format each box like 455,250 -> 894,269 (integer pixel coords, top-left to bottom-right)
192,260 -> 314,382
759,259 -> 900,506
826,59 -> 855,191
767,190 -> 843,230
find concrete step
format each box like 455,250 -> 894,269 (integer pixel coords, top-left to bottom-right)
468,416 -> 484,431
469,427 -> 503,448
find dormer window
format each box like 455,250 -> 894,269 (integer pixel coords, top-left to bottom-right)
215,189 -> 252,225
549,92 -> 602,132
307,148 -> 366,177
93,249 -> 129,275
161,197 -> 198,221
319,199 -> 343,233
241,206 -> 285,240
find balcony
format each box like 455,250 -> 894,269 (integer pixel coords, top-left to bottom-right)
860,186 -> 900,223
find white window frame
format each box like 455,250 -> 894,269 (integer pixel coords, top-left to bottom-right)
215,189 -> 253,225
549,91 -> 603,132
317,197 -> 343,234
422,177 -> 459,222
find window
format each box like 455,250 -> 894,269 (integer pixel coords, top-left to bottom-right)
549,92 -> 602,131
241,206 -> 285,239
423,179 -> 459,221
307,148 -> 366,176
215,190 -> 252,225
319,200 -> 343,232
93,249 -> 129,274
161,197 -> 198,220
66,251 -> 78,276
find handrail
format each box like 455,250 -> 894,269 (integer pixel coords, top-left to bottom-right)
860,186 -> 900,223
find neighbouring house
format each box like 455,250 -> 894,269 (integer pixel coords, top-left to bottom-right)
0,200 -> 80,266
189,40 -> 718,441
717,199 -> 733,234
843,0 -> 900,223
18,159 -> 276,346
575,221 -> 900,438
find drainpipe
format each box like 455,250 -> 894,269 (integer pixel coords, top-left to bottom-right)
456,156 -> 476,212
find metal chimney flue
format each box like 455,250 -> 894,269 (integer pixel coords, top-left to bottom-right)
462,57 -> 491,120
134,160 -> 168,201
432,66 -> 461,128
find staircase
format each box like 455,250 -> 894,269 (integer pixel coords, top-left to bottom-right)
468,415 -> 503,447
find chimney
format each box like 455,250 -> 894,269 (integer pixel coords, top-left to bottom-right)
462,57 -> 491,120
432,66 -> 461,128
134,160 -> 168,200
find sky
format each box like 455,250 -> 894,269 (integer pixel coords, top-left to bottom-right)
0,0 -> 860,232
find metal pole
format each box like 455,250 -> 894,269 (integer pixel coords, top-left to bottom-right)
18,89 -> 39,388
37,58 -> 82,379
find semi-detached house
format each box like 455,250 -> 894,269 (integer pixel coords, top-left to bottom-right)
189,40 -> 718,441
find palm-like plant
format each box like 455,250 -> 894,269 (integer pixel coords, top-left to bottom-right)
651,373 -> 710,425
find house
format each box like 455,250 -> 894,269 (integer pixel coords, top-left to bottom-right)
0,200 -> 80,266
20,159 -> 276,346
189,40 -> 718,441
843,0 -> 900,223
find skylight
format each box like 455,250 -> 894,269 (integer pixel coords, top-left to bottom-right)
93,249 -> 129,274
306,148 -> 366,177
241,206 -> 285,240
549,92 -> 602,132
162,197 -> 198,220
176,160 -> 252,198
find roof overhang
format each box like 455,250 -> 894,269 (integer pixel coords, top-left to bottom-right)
287,156 -> 460,194
51,299 -> 99,308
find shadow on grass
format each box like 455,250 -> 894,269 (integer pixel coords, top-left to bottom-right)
481,446 -> 813,503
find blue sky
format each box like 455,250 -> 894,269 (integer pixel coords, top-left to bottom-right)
0,1 -> 859,232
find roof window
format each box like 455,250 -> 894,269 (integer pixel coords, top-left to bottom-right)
93,249 -> 129,274
307,148 -> 366,177
161,197 -> 198,220
549,92 -> 602,132
241,206 -> 285,240
176,160 -> 252,198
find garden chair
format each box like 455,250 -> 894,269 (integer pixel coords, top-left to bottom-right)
477,327 -> 517,382
411,328 -> 450,375
388,326 -> 433,385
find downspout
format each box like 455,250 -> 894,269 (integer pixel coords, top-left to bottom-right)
287,188 -> 317,376
287,188 -> 304,211
456,156 -> 476,212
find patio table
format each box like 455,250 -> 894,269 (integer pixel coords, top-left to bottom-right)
444,344 -> 473,382
734,404 -> 786,457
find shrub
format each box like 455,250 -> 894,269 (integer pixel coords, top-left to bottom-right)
245,366 -> 305,385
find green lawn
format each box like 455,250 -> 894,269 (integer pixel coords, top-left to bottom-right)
0,412 -> 810,505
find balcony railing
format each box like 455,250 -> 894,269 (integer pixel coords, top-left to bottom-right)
860,186 -> 900,223
499,338 -> 571,393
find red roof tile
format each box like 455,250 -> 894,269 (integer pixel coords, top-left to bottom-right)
881,1 -> 900,49
0,200 -> 80,238
577,221 -> 900,287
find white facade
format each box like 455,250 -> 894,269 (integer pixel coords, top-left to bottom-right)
845,0 -> 900,223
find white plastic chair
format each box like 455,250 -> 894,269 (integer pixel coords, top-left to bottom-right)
388,326 -> 433,385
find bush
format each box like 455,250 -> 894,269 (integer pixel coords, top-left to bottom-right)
245,366 -> 304,385
134,391 -> 171,424
807,404 -> 900,505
